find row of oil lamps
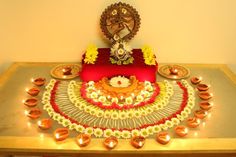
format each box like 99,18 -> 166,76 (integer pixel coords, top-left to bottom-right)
23,76 -> 213,150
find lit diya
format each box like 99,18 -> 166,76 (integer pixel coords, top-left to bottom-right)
32,78 -> 46,86
194,109 -> 208,119
62,67 -> 72,75
54,128 -> 69,141
38,118 -> 52,130
198,92 -> 213,100
191,77 -> 202,85
76,134 -> 91,147
26,108 -> 42,119
197,84 -> 209,91
26,87 -> 40,96
130,136 -> 145,149
23,98 -> 38,107
169,66 -> 178,75
174,126 -> 188,137
156,132 -> 171,145
199,101 -> 213,110
103,136 -> 118,149
187,117 -> 201,128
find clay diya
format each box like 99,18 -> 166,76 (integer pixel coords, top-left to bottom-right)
174,126 -> 188,137
23,98 -> 38,107
187,117 -> 201,128
26,108 -> 42,119
199,101 -> 213,110
62,67 -> 72,75
38,118 -> 52,130
191,77 -> 202,85
198,92 -> 213,100
130,136 -> 145,149
103,136 -> 118,149
194,109 -> 208,119
197,84 -> 209,91
76,134 -> 91,147
169,66 -> 178,75
26,87 -> 40,96
156,132 -> 171,145
32,78 -> 46,86
54,128 -> 69,141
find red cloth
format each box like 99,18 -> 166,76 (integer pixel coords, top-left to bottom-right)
79,48 -> 158,82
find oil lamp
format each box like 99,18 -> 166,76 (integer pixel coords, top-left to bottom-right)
198,92 -> 213,100
191,77 -> 202,85
54,128 -> 69,141
76,134 -> 91,147
156,132 -> 171,145
197,84 -> 209,91
194,109 -> 208,119
130,136 -> 145,149
26,87 -> 40,96
103,136 -> 118,149
187,117 -> 201,128
199,101 -> 213,110
32,78 -> 46,86
174,125 -> 188,137
26,108 -> 42,119
23,98 -> 38,107
38,118 -> 52,130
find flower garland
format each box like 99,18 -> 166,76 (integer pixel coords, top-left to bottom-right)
66,81 -> 171,119
84,44 -> 98,64
141,45 -> 156,65
42,79 -> 195,139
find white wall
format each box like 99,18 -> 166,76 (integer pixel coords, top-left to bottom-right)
0,0 -> 236,74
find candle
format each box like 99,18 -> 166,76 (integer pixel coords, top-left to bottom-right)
26,108 -> 42,119
23,98 -> 38,107
199,101 -> 213,110
130,136 -> 145,149
198,92 -> 213,100
53,128 -> 69,141
76,134 -> 91,147
32,78 -> 46,86
26,87 -> 40,96
191,77 -> 202,85
194,109 -> 208,119
38,119 -> 52,130
156,132 -> 171,145
174,126 -> 188,137
197,84 -> 209,91
187,117 -> 201,128
103,136 -> 118,149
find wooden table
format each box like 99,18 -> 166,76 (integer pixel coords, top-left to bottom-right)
0,62 -> 236,157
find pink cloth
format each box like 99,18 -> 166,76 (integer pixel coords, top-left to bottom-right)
79,48 -> 158,82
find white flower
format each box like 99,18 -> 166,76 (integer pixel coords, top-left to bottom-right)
159,124 -> 168,130
62,119 -> 71,127
140,128 -> 149,137
127,111 -> 134,118
94,128 -> 103,137
171,118 -> 180,126
90,92 -> 98,99
153,125 -> 161,133
85,127 -> 94,135
147,126 -> 154,135
109,76 -> 130,88
125,97 -> 133,105
76,125 -> 85,133
104,110 -> 111,118
134,111 -> 141,118
104,129 -> 113,137
113,130 -> 121,138
111,97 -> 119,103
98,96 -> 106,103
165,120 -> 173,128
121,130 -> 131,139
131,129 -> 140,137
69,123 -> 77,131
111,111 -> 119,119
145,85 -> 153,92
136,95 -> 144,102
144,81 -> 151,86
96,110 -> 104,117
87,81 -> 94,86
119,111 -> 127,119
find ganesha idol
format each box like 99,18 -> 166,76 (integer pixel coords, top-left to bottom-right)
79,2 -> 158,83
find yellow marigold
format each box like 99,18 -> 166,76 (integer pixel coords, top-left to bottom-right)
84,44 -> 98,64
141,45 -> 156,65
